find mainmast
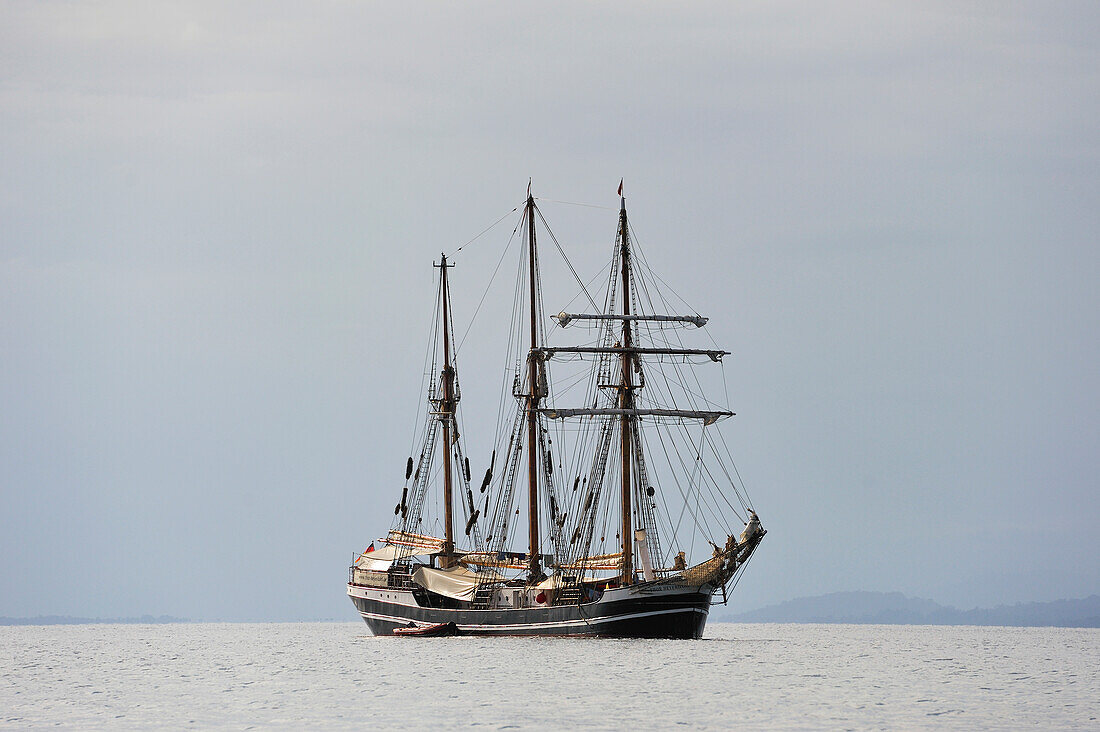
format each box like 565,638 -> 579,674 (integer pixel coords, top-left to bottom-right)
529,185 -> 739,589
618,196 -> 634,585
438,253 -> 457,567
525,192 -> 542,580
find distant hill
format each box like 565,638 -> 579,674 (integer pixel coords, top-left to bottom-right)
0,614 -> 189,626
717,592 -> 1100,627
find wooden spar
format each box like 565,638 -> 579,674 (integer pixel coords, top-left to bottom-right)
438,253 -> 456,567
525,193 -> 541,580
554,312 -> 708,328
536,346 -> 728,361
619,196 -> 634,586
539,408 -> 733,424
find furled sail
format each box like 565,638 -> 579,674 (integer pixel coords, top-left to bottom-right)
386,530 -> 446,553
540,408 -> 733,426
554,312 -> 708,328
411,565 -> 503,601
355,544 -> 435,572
535,346 -> 728,362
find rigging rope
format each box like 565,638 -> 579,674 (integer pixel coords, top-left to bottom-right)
455,205 -> 521,253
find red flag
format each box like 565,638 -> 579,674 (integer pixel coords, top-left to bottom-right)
617,179 -> 623,196
366,542 -> 375,553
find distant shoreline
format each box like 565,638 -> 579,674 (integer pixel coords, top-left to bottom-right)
0,615 -> 190,626
713,591 -> 1100,628
0,616 -> 363,626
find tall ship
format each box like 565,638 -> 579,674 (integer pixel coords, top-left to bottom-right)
347,186 -> 765,638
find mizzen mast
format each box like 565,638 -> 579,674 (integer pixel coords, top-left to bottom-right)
437,253 -> 457,567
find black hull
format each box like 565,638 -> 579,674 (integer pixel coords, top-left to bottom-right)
348,584 -> 712,638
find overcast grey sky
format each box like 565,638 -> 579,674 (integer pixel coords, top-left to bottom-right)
2,2 -> 1097,620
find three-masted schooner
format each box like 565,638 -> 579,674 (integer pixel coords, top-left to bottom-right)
347,186 -> 765,638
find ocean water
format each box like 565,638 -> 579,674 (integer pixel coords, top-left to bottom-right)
2,622 -> 1097,730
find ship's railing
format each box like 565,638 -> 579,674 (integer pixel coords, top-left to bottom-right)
386,567 -> 418,590
348,561 -> 419,590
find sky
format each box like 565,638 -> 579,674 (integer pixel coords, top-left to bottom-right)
1,1 -> 1097,621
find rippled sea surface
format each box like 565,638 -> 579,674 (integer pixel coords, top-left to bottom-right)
2,622 -> 1097,729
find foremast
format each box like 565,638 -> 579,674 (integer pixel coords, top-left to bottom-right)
617,196 -> 635,585
543,184 -> 741,588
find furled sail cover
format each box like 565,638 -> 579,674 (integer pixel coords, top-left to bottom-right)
411,565 -> 503,601
355,544 -> 433,572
